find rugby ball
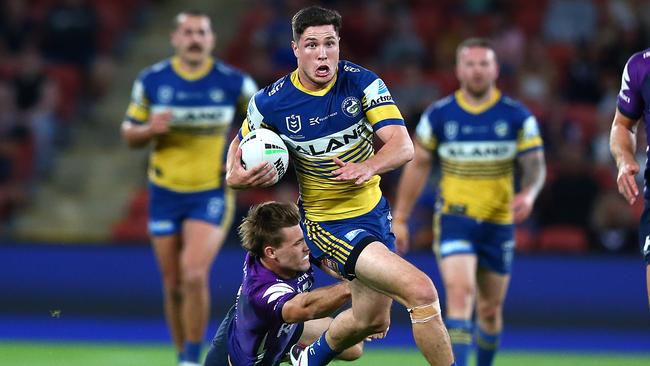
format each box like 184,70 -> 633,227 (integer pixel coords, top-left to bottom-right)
239,128 -> 289,184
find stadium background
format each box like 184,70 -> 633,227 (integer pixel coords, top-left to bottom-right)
1,0 -> 649,364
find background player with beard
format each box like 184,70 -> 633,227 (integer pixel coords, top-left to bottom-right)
393,38 -> 546,366
121,10 -> 257,366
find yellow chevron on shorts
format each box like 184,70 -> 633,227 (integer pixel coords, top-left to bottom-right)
305,223 -> 348,263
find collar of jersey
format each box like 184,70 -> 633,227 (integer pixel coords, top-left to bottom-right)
455,89 -> 501,115
171,56 -> 213,81
290,69 -> 337,96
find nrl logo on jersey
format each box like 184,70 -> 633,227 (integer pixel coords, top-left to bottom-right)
444,121 -> 459,140
342,97 -> 361,117
158,85 -> 174,103
286,114 -> 302,133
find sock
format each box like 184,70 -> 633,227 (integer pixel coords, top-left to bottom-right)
476,327 -> 500,366
184,341 -> 202,363
445,318 -> 473,366
305,332 -> 339,366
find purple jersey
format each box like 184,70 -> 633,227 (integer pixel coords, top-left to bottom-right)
617,48 -> 650,198
227,253 -> 314,365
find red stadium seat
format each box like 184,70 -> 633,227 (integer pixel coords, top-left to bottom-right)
45,65 -> 83,120
538,225 -> 588,252
515,227 -> 537,252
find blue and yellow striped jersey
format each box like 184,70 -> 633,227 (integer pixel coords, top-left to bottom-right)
126,56 -> 257,192
416,90 -> 543,224
239,60 -> 404,221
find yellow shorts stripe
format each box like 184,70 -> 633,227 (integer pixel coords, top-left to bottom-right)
305,222 -> 348,263
220,188 -> 235,231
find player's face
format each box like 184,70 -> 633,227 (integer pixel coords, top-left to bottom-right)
171,15 -> 215,66
275,225 -> 311,275
292,25 -> 339,91
456,46 -> 498,98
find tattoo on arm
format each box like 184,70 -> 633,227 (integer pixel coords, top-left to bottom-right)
519,150 -> 546,198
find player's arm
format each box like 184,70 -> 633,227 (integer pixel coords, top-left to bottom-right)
281,282 -> 351,324
333,124 -> 414,185
393,141 -> 434,253
513,149 -> 546,223
610,108 -> 641,205
121,111 -> 171,148
225,132 -> 276,189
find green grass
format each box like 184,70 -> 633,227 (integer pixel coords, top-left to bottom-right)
1,341 -> 649,366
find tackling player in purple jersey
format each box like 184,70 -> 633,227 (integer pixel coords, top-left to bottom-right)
203,202 -> 364,366
610,48 -> 650,307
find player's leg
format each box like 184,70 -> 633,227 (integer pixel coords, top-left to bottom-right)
180,189 -> 233,364
295,279 -> 391,365
300,317 -> 363,361
439,254 -> 477,366
203,305 -> 235,366
151,234 -> 184,357
646,265 -> 650,307
180,219 -> 227,364
475,267 -> 510,366
355,242 -> 455,366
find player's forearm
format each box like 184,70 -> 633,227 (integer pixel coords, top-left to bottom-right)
518,150 -> 546,200
393,158 -> 431,222
225,136 -> 241,187
610,122 -> 637,169
285,282 -> 350,323
121,121 -> 154,148
367,128 -> 414,175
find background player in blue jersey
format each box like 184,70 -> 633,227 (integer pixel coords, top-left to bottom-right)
120,11 -> 257,366
393,38 -> 546,366
225,6 -> 455,366
610,48 -> 650,307
203,201 -> 365,366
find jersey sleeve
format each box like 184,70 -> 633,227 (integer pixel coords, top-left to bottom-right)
415,104 -> 438,151
238,74 -> 259,112
125,75 -> 150,125
237,91 -> 265,140
516,109 -> 544,154
361,75 -> 404,131
254,282 -> 299,322
617,53 -> 644,120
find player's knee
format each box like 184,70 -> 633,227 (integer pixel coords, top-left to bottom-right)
476,300 -> 503,324
407,299 -> 442,324
445,283 -> 474,309
181,268 -> 208,289
404,274 -> 439,307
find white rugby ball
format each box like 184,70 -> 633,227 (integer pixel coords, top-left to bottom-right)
239,128 -> 289,184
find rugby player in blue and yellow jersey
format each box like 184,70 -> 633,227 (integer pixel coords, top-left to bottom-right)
120,10 -> 257,366
393,38 -> 546,366
225,6 -> 455,366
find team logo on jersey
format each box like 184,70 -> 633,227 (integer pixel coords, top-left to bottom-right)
342,97 -> 361,118
209,88 -> 224,102
157,85 -> 174,103
444,121 -> 459,140
286,114 -> 302,133
494,120 -> 509,137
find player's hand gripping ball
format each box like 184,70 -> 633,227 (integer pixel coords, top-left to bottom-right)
239,128 -> 290,185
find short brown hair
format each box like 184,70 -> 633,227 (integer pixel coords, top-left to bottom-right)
456,37 -> 496,62
291,6 -> 342,42
238,201 -> 301,257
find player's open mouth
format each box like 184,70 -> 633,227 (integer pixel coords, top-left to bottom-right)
315,65 -> 330,77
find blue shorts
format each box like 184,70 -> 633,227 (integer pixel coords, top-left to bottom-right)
435,213 -> 515,274
638,202 -> 650,264
204,305 -> 303,366
300,196 -> 396,280
147,182 -> 234,236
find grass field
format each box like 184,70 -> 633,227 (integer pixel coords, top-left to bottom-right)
2,342 -> 649,366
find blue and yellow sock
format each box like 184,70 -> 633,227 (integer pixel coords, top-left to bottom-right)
445,318 -> 473,366
476,328 -> 500,366
184,341 -> 202,363
306,332 -> 339,366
